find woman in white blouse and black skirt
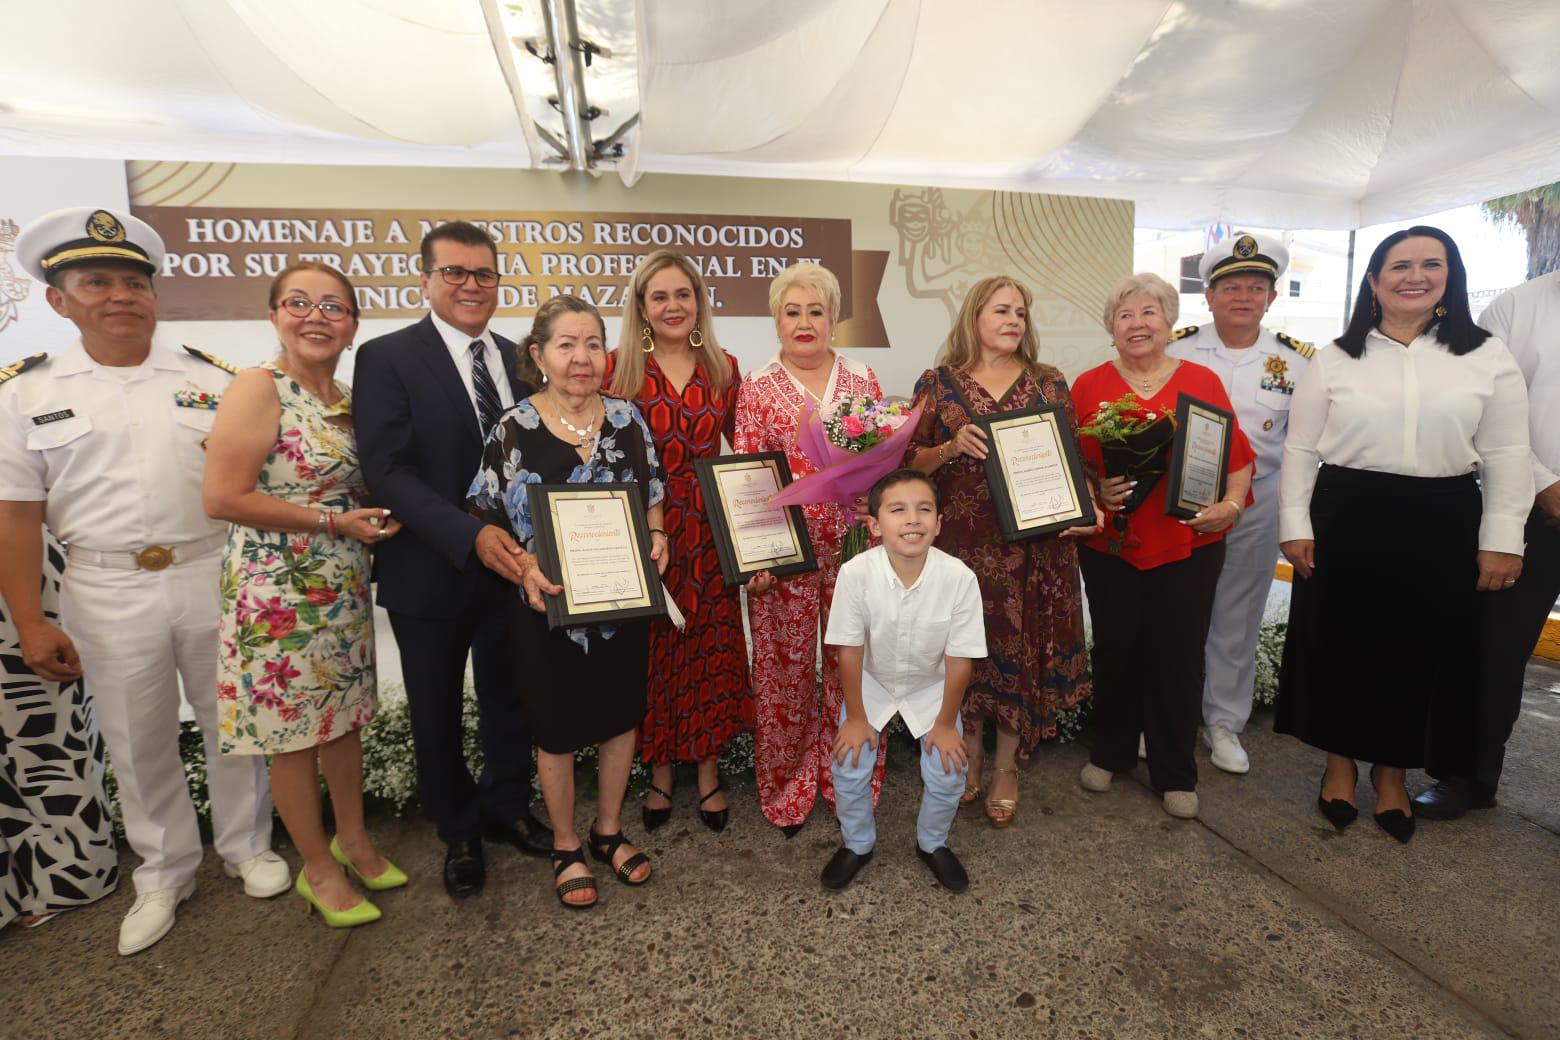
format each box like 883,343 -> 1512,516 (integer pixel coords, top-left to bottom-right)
1276,226 -> 1531,844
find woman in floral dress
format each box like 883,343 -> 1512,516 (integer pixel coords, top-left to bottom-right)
205,262 -> 406,927
608,250 -> 749,834
467,294 -> 668,909
733,262 -> 887,836
907,276 -> 1093,829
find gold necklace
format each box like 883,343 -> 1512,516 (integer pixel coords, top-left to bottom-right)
1117,359 -> 1176,395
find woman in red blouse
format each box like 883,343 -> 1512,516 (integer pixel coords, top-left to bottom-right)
1072,273 -> 1254,820
609,250 -> 751,834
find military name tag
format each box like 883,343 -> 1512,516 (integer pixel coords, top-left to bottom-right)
31,409 -> 75,426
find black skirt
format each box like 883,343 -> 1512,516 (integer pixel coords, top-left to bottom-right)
509,601 -> 650,755
1276,465 -> 1481,767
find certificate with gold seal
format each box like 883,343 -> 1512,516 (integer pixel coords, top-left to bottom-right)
1166,394 -> 1235,519
693,452 -> 818,585
525,483 -> 667,630
972,405 -> 1096,542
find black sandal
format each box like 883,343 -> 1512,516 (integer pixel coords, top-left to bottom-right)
587,823 -> 652,886
697,782 -> 729,834
642,781 -> 673,832
550,847 -> 597,910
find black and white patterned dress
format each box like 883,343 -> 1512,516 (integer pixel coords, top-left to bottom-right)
0,531 -> 118,927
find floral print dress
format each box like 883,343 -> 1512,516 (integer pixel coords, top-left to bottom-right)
217,364 -> 376,755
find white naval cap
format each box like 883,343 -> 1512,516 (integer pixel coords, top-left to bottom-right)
1199,231 -> 1288,285
15,206 -> 165,283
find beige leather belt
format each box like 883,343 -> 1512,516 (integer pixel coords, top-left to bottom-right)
66,533 -> 227,571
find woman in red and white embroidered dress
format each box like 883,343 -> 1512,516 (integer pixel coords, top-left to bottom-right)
733,263 -> 888,835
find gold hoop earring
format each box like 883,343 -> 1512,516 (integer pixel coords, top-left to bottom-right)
688,326 -> 704,349
1434,304 -> 1448,318
641,324 -> 655,353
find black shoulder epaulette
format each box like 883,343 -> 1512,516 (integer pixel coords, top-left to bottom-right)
0,353 -> 48,384
1276,332 -> 1316,359
1171,325 -> 1199,342
183,345 -> 239,375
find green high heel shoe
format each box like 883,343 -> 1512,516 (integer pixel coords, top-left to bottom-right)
295,870 -> 381,928
330,836 -> 408,891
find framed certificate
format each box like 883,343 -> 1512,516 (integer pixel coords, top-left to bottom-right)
973,405 -> 1096,541
524,483 -> 667,630
1165,394 -> 1235,519
693,452 -> 818,585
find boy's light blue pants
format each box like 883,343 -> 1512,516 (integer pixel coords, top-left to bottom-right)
831,705 -> 965,855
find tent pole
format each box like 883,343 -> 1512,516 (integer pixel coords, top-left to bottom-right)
1343,229 -> 1356,330
541,0 -> 591,170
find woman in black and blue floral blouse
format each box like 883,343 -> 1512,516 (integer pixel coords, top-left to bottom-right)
466,294 -> 667,910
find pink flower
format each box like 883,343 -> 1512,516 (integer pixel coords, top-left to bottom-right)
276,429 -> 306,463
260,656 -> 301,691
250,683 -> 286,711
842,415 -> 866,437
258,597 -> 298,639
306,587 -> 338,606
217,681 -> 237,701
290,537 -> 311,556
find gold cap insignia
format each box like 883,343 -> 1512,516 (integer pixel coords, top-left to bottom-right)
1234,234 -> 1258,259
85,210 -> 126,243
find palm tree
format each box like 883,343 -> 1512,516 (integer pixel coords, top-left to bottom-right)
1481,182 -> 1560,280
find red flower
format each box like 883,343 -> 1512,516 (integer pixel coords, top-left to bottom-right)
217,681 -> 238,701
261,656 -> 301,691
305,587 -> 338,606
258,597 -> 298,639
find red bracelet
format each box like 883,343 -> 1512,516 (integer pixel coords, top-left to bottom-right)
326,511 -> 338,538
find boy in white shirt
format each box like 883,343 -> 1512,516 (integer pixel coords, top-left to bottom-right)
822,469 -> 987,892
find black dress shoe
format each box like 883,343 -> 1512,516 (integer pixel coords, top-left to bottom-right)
697,783 -> 729,834
1369,765 -> 1416,844
483,815 -> 554,858
443,838 -> 485,898
915,845 -> 969,893
1316,761 -> 1359,830
1411,779 -> 1497,821
642,782 -> 673,832
820,847 -> 872,890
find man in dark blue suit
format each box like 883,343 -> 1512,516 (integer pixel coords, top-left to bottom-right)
354,221 -> 551,898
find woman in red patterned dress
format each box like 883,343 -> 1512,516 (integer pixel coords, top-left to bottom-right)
609,250 -> 750,833
906,276 -> 1094,830
733,262 -> 888,836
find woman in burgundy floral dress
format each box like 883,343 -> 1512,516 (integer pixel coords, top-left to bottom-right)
610,250 -> 751,833
907,276 -> 1093,829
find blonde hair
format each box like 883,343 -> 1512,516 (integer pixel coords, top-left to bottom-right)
935,275 -> 1043,377
611,250 -> 729,398
515,294 -> 606,389
1101,273 -> 1179,333
768,262 -> 842,325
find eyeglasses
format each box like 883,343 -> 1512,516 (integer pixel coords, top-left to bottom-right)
430,265 -> 500,288
279,296 -> 353,321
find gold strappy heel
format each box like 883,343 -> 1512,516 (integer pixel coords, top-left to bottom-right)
985,766 -> 1018,829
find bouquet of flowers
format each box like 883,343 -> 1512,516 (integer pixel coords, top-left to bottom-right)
1077,392 -> 1175,518
769,396 -> 921,562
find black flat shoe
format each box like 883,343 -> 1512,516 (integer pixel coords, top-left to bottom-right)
642,782 -> 673,832
915,845 -> 969,893
1316,761 -> 1359,830
1411,779 -> 1496,821
1370,765 -> 1415,844
780,823 -> 804,840
442,838 -> 484,899
586,822 -> 652,886
482,815 -> 553,858
697,783 -> 729,833
820,847 -> 871,890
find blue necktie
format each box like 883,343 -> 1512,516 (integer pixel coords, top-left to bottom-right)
469,340 -> 503,437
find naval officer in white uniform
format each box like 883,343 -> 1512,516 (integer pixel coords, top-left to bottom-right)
1167,232 -> 1314,773
0,207 -> 286,955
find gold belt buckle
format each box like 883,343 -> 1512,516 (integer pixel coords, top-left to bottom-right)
136,546 -> 174,571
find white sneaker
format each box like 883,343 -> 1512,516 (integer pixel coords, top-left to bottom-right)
1079,763 -> 1114,793
1203,725 -> 1251,775
1137,735 -> 1147,759
223,850 -> 291,898
118,880 -> 196,956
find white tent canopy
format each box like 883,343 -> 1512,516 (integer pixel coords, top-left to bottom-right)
4,0 -> 1559,229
